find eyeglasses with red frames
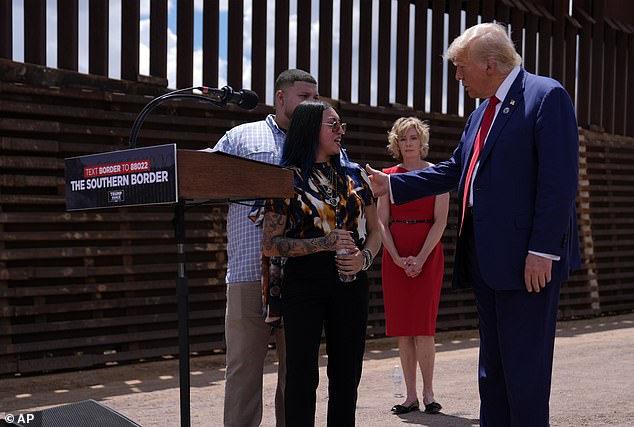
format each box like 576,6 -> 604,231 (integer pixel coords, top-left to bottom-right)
322,120 -> 347,134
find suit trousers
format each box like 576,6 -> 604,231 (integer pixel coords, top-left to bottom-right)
463,209 -> 560,427
224,281 -> 286,427
282,252 -> 369,427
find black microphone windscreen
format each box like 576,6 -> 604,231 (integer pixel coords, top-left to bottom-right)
238,90 -> 259,110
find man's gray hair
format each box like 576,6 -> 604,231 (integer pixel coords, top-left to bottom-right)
445,23 -> 522,73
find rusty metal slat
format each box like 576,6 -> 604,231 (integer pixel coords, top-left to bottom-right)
0,195 -> 62,205
177,0 -> 194,88
0,136 -> 61,153
412,0 -> 427,111
1,229 -> 224,241
1,308 -> 227,336
1,278 -> 223,298
318,0 -> 333,97
538,15 -> 552,77
462,0 -> 478,116
517,0 -> 541,17
0,243 -> 227,262
482,0 -> 495,22
625,34 -> 634,136
89,0 -> 108,76
3,261 -> 223,282
613,31 -> 628,136
24,0 -> 46,65
510,4 -> 525,59
551,0 -> 566,82
296,0 -> 311,72
496,0 -> 510,24
574,7 -> 591,128
0,117 -> 62,133
0,116 -> 214,142
1,313 -> 185,335
0,175 -> 61,188
0,157 -> 60,171
430,0 -> 444,113
0,0 -> 11,58
564,19 -> 577,106
0,80 -> 107,100
590,1 -> 605,129
4,327 -> 185,354
57,0 -> 78,71
603,25 -> 616,134
523,13 -> 538,74
446,0 -> 461,115
0,105 -> 139,132
395,0 -> 409,106
10,341 -> 226,375
227,0 -> 243,89
0,211 -> 224,224
338,0 -> 352,101
274,0 -> 289,80
377,0 -> 391,107
203,0 -> 219,87
250,0 -> 266,96
150,0 -> 168,79
0,98 -> 125,121
533,2 -> 556,21
358,0 -> 372,105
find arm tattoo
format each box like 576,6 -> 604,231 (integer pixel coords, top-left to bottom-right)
263,212 -> 334,257
272,235 -> 332,257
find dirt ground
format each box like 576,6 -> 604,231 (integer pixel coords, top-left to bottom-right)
1,312 -> 633,427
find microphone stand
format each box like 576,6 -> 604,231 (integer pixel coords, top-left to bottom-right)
128,86 -> 231,149
126,87 -> 249,427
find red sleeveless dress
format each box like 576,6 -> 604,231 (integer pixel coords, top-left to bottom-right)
381,166 -> 444,336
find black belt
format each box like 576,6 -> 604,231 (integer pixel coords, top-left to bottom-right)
391,219 -> 433,224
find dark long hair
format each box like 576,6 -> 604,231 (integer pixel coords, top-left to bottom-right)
281,100 -> 341,185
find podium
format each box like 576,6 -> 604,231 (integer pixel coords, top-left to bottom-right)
65,146 -> 294,426
176,149 -> 294,200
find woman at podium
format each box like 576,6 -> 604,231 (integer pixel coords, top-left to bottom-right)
261,100 -> 382,427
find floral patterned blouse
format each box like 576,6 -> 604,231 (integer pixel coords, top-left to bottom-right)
265,159 -> 376,248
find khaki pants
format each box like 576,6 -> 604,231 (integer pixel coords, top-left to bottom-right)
224,281 -> 286,427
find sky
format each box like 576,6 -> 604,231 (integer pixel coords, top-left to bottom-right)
10,0 -> 465,113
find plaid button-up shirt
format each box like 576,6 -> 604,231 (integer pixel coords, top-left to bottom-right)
211,115 -> 286,284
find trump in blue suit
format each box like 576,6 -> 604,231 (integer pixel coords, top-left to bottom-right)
366,23 -> 580,426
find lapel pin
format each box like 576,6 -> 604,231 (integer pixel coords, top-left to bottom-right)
509,99 -> 516,105
503,107 -> 510,114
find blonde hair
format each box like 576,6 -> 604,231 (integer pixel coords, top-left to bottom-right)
444,22 -> 521,73
387,117 -> 430,161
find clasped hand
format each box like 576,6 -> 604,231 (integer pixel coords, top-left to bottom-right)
394,255 -> 426,278
328,229 -> 363,274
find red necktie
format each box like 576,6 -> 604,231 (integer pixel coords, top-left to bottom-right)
460,96 -> 499,234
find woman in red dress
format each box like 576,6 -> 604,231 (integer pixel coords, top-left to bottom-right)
378,117 -> 449,415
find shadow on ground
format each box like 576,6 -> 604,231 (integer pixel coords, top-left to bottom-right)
1,313 -> 631,415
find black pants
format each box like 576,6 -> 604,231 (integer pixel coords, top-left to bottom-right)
282,252 -> 369,427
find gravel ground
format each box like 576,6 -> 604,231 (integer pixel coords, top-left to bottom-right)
1,312 -> 633,427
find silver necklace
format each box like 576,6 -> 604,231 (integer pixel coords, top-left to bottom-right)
312,164 -> 340,207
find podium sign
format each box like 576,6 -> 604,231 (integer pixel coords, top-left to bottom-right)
65,144 -> 178,211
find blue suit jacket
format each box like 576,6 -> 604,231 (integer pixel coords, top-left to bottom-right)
391,68 -> 581,290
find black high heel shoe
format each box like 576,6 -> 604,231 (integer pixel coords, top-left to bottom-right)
390,399 -> 419,414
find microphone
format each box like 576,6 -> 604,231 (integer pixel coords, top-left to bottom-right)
198,86 -> 259,110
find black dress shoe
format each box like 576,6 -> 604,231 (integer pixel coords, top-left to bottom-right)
424,401 -> 442,414
391,399 -> 419,414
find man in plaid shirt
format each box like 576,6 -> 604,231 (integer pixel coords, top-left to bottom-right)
211,69 -> 318,427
